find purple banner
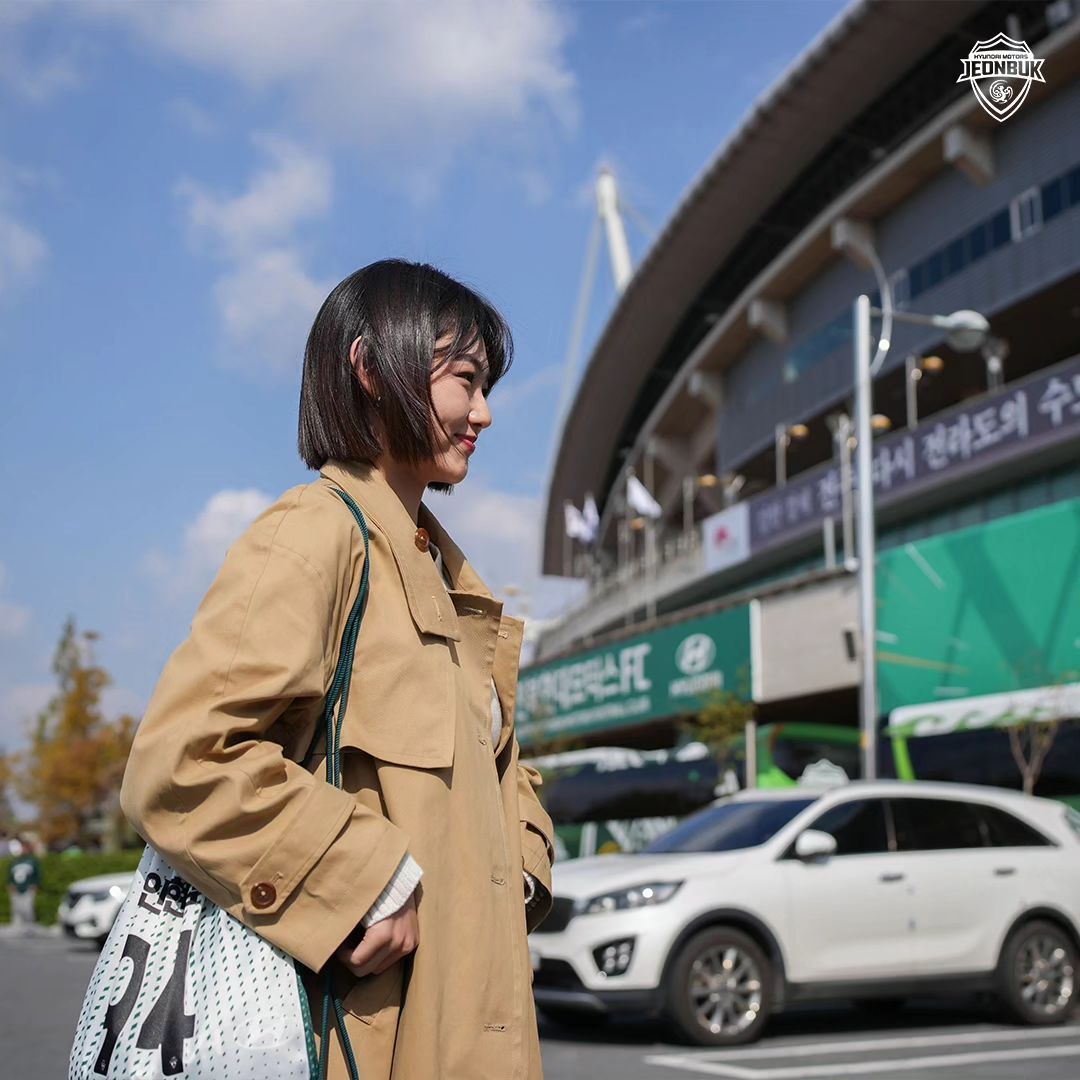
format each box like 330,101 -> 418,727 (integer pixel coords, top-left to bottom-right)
748,355 -> 1080,552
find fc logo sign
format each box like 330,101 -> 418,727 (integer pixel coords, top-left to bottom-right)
675,634 -> 716,676
957,33 -> 1045,122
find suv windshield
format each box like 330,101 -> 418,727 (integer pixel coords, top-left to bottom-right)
643,798 -> 816,854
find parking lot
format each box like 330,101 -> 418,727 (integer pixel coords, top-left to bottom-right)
539,1004 -> 1080,1080
5,927 -> 1077,1079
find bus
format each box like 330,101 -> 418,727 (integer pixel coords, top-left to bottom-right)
525,722 -> 861,861
884,723 -> 1080,808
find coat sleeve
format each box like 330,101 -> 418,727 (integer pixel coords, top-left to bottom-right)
514,749 -> 555,930
119,499 -> 410,973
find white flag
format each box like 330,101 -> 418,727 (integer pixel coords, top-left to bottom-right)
626,475 -> 662,519
582,493 -> 600,542
564,501 -> 593,542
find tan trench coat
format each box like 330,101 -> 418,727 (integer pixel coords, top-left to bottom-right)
119,460 -> 555,1080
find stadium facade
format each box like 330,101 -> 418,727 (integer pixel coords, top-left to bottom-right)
520,0 -> 1080,796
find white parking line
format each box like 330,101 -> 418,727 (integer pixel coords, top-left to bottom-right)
645,1025 -> 1080,1078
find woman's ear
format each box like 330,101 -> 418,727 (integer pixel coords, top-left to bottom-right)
350,336 -> 377,400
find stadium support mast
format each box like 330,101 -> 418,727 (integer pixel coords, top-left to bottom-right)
548,168 -> 638,571
596,167 -> 633,293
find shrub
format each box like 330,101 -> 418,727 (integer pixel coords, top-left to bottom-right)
1,850 -> 143,926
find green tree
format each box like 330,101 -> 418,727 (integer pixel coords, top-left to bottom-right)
15,618 -> 137,849
680,689 -> 757,787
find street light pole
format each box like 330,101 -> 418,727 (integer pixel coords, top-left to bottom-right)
853,296 -> 990,782
854,295 -> 879,780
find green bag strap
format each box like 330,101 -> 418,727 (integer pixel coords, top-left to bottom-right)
317,485 -> 371,1080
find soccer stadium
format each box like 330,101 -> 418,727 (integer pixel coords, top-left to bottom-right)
519,0 -> 1080,857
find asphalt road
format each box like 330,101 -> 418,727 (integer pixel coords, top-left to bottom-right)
5,927 -> 1078,1079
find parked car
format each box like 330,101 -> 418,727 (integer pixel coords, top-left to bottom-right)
57,872 -> 134,946
530,781 -> 1080,1046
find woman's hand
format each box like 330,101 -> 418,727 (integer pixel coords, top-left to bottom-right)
336,893 -> 419,977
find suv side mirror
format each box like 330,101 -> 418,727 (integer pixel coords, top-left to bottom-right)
795,829 -> 838,861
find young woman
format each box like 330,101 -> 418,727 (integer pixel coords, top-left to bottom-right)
120,259 -> 555,1079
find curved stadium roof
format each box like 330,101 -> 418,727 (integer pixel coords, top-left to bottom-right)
540,0 -> 992,576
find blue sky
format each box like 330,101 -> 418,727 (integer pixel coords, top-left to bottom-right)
0,0 -> 847,753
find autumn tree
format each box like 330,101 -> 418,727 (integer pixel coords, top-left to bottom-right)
0,751 -> 18,836
15,618 -> 137,849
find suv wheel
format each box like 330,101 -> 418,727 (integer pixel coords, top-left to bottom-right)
996,919 -> 1077,1025
663,927 -> 773,1046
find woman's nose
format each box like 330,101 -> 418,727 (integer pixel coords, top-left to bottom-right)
471,388 -> 492,429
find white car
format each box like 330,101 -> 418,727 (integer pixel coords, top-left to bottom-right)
530,781 -> 1080,1045
58,872 -> 134,945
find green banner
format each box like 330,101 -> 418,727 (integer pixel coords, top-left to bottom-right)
877,498 -> 1080,717
516,605 -> 751,745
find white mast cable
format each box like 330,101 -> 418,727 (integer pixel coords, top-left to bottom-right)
618,198 -> 657,242
546,211 -> 602,487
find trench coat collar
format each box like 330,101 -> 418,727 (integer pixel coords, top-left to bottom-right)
319,460 -> 495,641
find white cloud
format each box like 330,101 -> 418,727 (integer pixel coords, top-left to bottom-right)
88,0 -> 578,198
141,488 -> 274,602
214,249 -> 330,378
175,136 -> 333,377
168,97 -> 222,138
102,684 -> 144,722
0,156 -> 54,294
427,479 -> 586,629
0,601 -> 31,640
0,683 -> 52,750
491,363 -> 562,416
0,211 -> 48,291
0,562 -> 30,640
0,5 -> 84,104
176,135 -> 332,259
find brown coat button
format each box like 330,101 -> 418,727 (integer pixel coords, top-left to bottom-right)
251,882 -> 277,909
414,527 -> 430,552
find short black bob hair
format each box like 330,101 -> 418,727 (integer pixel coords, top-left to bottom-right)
298,259 -> 513,491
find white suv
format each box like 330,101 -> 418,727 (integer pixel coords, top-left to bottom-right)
57,872 -> 134,946
530,781 -> 1080,1045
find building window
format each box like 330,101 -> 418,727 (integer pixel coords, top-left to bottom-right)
968,220 -> 989,261
1010,186 -> 1042,241
944,236 -> 966,276
1067,164 -> 1080,208
989,208 -> 1011,250
909,262 -> 925,300
925,250 -> 945,289
1042,177 -> 1065,223
889,268 -> 909,310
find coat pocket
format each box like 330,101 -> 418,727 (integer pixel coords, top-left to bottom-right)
342,960 -> 404,1024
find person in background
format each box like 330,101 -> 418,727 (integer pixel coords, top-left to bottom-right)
7,836 -> 41,930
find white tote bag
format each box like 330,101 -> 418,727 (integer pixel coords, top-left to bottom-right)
69,487 -> 374,1080
68,845 -> 318,1079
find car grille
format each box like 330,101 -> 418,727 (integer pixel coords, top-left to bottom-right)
533,896 -> 576,934
533,958 -> 583,990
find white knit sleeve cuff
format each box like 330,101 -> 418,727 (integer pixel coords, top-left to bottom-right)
523,870 -> 536,904
360,853 -> 423,928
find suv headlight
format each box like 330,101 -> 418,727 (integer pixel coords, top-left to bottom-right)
582,881 -> 682,915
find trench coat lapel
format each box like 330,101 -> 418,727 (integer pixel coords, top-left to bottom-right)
319,460 -> 462,641
320,459 -> 527,751
416,497 -> 526,754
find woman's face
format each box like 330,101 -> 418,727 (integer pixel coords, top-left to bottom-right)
422,330 -> 492,486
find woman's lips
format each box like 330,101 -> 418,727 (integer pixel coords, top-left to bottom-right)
457,436 -> 476,454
